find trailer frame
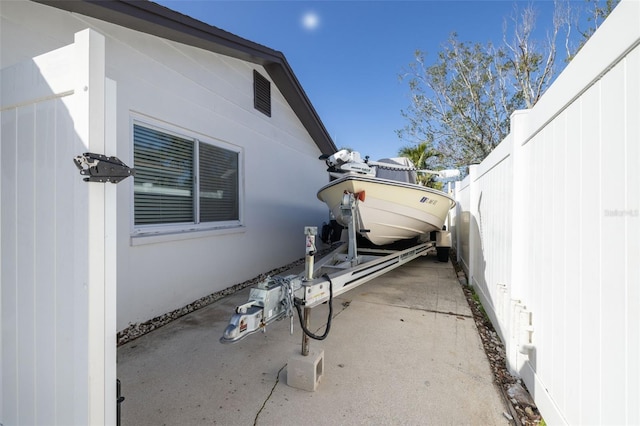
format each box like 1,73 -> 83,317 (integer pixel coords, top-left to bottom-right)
220,192 -> 450,354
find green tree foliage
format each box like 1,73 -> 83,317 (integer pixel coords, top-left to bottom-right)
503,2 -> 561,109
398,0 -> 619,169
398,142 -> 443,189
581,0 -> 620,38
397,35 -> 518,168
570,0 -> 621,58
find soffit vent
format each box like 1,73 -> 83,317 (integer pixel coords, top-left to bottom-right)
253,70 -> 271,117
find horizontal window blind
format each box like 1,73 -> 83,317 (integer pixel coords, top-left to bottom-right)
199,142 -> 239,222
134,125 -> 194,225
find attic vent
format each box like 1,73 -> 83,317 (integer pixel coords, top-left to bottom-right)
253,70 -> 271,117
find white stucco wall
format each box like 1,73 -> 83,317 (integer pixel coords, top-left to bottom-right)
2,1 -> 333,330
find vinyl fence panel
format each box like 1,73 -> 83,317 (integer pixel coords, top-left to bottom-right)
452,1 -> 640,424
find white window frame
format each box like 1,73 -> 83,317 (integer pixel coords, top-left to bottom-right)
130,116 -> 244,241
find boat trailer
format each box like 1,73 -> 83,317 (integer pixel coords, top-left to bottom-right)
219,192 -> 451,389
220,192 -> 451,347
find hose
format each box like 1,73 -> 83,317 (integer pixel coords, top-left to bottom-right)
293,274 -> 333,340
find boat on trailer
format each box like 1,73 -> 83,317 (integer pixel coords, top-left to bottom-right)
317,150 -> 457,246
219,150 -> 459,349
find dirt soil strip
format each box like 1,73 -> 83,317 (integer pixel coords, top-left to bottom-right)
449,249 -> 544,426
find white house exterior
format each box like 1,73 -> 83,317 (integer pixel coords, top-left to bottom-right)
1,0 -> 336,424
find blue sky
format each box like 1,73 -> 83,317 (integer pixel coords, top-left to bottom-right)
156,0 -> 583,161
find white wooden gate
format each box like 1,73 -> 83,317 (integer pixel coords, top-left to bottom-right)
1,29 -> 116,425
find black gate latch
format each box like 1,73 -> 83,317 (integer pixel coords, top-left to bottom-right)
73,152 -> 135,184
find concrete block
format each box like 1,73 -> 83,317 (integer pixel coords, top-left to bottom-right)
287,349 -> 324,392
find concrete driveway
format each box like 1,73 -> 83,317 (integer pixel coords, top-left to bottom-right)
117,251 -> 510,425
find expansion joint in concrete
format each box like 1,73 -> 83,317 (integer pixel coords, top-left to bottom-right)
410,306 -> 474,319
360,299 -> 474,319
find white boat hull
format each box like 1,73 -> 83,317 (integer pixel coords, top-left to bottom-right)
317,175 -> 455,246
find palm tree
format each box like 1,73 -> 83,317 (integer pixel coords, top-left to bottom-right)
398,142 -> 444,189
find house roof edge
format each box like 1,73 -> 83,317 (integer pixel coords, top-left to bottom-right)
32,0 -> 337,155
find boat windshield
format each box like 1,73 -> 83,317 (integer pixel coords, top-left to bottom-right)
374,158 -> 417,184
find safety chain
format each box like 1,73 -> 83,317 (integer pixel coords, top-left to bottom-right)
273,276 -> 296,324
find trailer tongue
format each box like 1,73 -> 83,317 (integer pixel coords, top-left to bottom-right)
219,239 -> 435,344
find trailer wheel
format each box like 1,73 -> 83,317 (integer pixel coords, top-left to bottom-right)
436,247 -> 450,262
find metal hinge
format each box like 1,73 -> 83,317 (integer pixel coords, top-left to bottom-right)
73,152 -> 135,184
117,378 -> 125,426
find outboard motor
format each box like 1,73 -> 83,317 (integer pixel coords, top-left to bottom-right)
324,149 -> 352,168
323,150 -> 374,177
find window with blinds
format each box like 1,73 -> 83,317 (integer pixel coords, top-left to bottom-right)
199,142 -> 239,222
133,123 -> 240,229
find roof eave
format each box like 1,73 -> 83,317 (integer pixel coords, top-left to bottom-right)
33,0 -> 336,155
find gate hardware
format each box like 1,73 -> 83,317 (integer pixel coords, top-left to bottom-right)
73,152 -> 135,183
116,378 -> 125,426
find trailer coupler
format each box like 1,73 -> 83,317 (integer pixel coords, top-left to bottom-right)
220,275 -> 302,344
219,305 -> 266,344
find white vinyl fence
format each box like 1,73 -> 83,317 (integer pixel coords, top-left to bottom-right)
450,2 -> 639,424
1,29 -> 116,425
